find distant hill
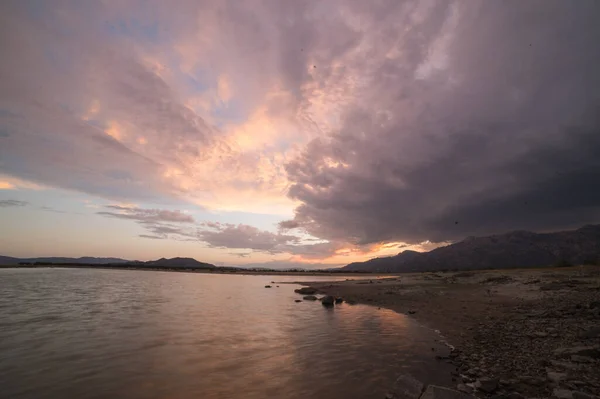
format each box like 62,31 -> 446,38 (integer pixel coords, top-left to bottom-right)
344,250 -> 422,272
0,256 -> 216,269
0,256 -> 20,265
0,256 -> 129,265
140,257 -> 215,269
340,225 -> 600,273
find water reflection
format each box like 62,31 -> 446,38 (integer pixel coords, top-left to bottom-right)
0,269 -> 451,399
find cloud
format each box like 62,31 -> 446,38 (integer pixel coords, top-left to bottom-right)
229,252 -> 251,258
278,220 -> 300,230
0,1 -> 309,213
39,206 -> 70,214
0,200 -> 28,207
284,0 -> 600,245
97,205 -> 198,240
139,234 -> 165,240
198,223 -> 299,253
2,0 -> 599,262
99,205 -> 195,223
97,204 -> 307,253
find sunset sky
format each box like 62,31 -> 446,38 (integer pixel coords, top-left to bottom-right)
1,1 -> 599,268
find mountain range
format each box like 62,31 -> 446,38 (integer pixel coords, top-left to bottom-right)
342,225 -> 600,272
136,257 -> 215,269
0,256 -> 128,265
0,256 -> 216,269
3,225 -> 600,273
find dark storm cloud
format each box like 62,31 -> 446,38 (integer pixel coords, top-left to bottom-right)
284,0 -> 600,245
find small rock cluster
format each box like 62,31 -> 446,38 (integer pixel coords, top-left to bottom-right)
294,286 -> 344,306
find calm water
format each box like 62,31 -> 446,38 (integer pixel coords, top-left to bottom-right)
0,268 -> 452,399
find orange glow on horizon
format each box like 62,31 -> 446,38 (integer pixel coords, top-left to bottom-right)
0,181 -> 15,190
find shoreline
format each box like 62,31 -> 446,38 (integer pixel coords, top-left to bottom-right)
289,266 -> 600,398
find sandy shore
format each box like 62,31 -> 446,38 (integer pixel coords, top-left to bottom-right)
291,266 -> 600,398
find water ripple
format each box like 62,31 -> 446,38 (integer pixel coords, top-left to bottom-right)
0,268 -> 452,399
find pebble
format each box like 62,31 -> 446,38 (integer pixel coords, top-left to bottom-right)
530,331 -> 549,338
475,377 -> 499,393
553,388 -> 574,399
456,383 -> 473,394
548,371 -> 568,384
573,392 -> 600,399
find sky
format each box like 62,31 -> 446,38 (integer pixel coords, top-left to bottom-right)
1,0 -> 599,268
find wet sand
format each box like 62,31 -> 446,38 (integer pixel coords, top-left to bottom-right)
291,266 -> 600,398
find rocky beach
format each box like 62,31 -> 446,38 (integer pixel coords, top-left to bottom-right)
292,266 -> 600,399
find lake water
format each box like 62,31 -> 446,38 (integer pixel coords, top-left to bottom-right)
0,268 -> 452,399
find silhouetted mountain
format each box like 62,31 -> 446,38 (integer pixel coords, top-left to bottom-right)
141,257 -> 216,269
0,256 -> 215,269
0,256 -> 128,265
0,256 -> 20,265
344,250 -> 422,271
340,225 -> 600,272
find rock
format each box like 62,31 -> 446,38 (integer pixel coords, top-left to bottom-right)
335,297 -> 344,304
580,327 -> 600,339
387,374 -> 424,399
573,392 -> 600,399
570,355 -> 595,363
420,385 -> 475,399
553,389 -> 574,399
550,360 -> 580,370
548,371 -> 568,384
456,384 -> 473,394
294,287 -> 317,295
475,378 -> 499,393
518,376 -> 545,386
554,346 -> 600,359
303,295 -> 318,301
466,368 -> 478,377
530,331 -> 549,338
294,299 -> 302,303
321,295 -> 335,306
264,285 -> 272,288
408,310 -> 417,314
